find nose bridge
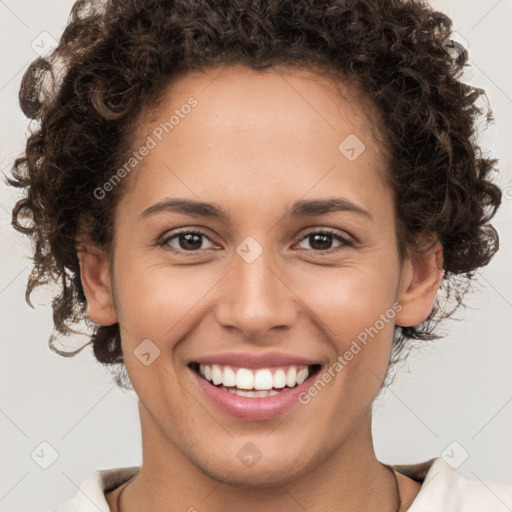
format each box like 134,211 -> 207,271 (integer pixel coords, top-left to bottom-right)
215,235 -> 298,338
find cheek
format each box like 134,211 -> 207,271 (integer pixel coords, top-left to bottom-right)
302,261 -> 400,335
297,259 -> 401,394
113,256 -> 220,344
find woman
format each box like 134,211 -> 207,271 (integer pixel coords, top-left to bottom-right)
9,0 -> 512,510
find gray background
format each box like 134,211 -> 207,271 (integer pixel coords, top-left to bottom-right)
1,1 -> 511,511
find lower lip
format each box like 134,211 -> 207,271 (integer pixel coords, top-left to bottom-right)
189,367 -> 316,421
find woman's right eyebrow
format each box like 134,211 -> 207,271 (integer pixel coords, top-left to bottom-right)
140,198 -> 228,221
139,197 -> 373,222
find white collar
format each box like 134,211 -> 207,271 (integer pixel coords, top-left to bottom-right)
54,457 -> 512,511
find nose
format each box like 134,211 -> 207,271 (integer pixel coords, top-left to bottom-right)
214,241 -> 299,341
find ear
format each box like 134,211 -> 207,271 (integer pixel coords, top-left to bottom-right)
76,239 -> 118,326
395,236 -> 444,327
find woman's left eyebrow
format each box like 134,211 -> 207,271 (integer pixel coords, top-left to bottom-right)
139,197 -> 372,222
286,198 -> 372,220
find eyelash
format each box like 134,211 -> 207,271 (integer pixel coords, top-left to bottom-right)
158,228 -> 355,256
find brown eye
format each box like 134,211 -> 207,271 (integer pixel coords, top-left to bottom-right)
161,230 -> 214,252
295,229 -> 354,254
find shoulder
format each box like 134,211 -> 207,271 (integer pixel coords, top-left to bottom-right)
397,457 -> 512,512
52,466 -> 139,512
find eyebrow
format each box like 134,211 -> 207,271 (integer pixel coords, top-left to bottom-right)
140,197 -> 372,221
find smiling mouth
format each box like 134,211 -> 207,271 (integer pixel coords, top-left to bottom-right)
188,362 -> 322,397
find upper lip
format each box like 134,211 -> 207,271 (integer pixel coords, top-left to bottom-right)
187,351 -> 321,369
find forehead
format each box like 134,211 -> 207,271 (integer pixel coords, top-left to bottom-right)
118,64 -> 391,222
143,63 -> 383,152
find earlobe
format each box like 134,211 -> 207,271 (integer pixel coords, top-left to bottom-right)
76,240 -> 118,326
395,238 -> 444,328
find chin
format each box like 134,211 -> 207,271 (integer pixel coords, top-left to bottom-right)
193,451 -> 313,488
203,465 -> 300,489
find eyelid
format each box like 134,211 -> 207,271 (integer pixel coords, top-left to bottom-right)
158,228 -> 218,250
294,227 -> 355,252
297,226 -> 355,242
159,225 -> 356,256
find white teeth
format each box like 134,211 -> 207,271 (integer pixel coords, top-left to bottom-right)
273,368 -> 287,388
237,389 -> 259,397
236,368 -> 254,389
222,386 -> 282,397
254,369 -> 273,390
196,363 -> 316,392
222,366 -> 236,387
211,364 -> 223,385
286,367 -> 297,387
296,368 -> 309,385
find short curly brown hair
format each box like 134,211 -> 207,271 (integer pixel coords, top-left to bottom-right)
8,0 -> 501,388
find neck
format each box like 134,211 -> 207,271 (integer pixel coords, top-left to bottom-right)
111,405 -> 403,512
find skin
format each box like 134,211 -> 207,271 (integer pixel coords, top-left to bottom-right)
78,64 -> 443,511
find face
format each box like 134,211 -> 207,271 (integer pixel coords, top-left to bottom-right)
80,64 -> 442,486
